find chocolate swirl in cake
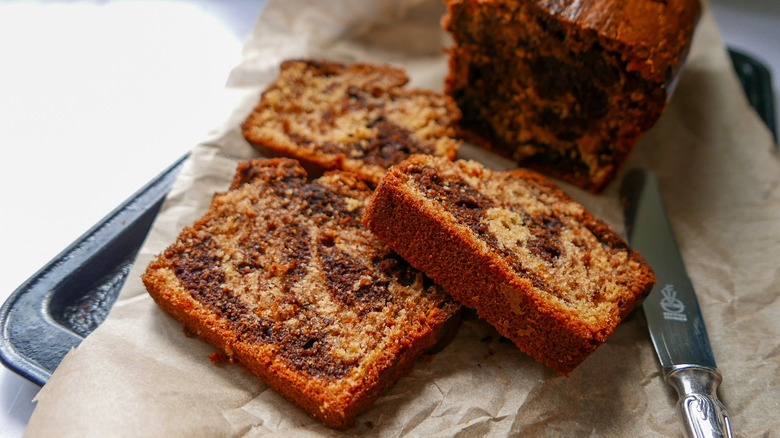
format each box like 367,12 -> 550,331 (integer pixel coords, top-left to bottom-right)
242,60 -> 461,185
363,155 -> 655,374
143,158 -> 460,428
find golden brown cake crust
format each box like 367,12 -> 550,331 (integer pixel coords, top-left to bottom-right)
143,158 -> 461,428
241,60 -> 461,186
442,0 -> 700,192
532,0 -> 700,84
363,155 -> 655,374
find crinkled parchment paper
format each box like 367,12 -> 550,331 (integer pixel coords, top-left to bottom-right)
24,0 -> 780,436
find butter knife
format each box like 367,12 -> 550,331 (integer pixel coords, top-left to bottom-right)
620,169 -> 733,438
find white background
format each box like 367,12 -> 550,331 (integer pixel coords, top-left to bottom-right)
0,1 -> 777,436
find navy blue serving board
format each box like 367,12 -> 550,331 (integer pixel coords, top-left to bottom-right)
0,50 -> 776,387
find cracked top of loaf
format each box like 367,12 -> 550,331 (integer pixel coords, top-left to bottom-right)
444,0 -> 700,85
241,60 -> 461,185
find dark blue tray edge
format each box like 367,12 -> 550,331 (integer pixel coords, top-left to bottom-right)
0,154 -> 188,386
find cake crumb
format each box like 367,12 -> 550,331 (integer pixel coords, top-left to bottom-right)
208,352 -> 229,365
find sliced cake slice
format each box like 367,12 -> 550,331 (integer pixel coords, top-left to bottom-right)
241,59 -> 461,186
142,158 -> 461,429
363,154 -> 655,374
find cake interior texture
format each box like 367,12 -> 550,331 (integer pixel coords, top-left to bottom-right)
442,0 -> 700,191
241,59 -> 461,185
143,158 -> 461,429
363,155 -> 655,374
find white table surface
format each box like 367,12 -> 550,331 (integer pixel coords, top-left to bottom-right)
0,1 -> 777,436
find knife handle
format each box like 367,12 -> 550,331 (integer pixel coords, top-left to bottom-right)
665,365 -> 733,438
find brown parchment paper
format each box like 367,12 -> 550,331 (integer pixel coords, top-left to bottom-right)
25,0 -> 780,436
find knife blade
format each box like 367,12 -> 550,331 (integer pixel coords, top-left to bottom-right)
620,168 -> 733,438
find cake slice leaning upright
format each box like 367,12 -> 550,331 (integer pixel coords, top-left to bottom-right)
363,155 -> 655,374
143,158 -> 461,429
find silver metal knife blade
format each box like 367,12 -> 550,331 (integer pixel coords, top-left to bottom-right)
620,168 -> 733,438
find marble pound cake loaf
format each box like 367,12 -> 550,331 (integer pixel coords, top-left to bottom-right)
363,155 -> 655,374
241,60 -> 461,186
442,0 -> 700,191
143,158 -> 461,429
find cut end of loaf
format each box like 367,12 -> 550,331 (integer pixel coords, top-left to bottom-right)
442,0 -> 700,191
